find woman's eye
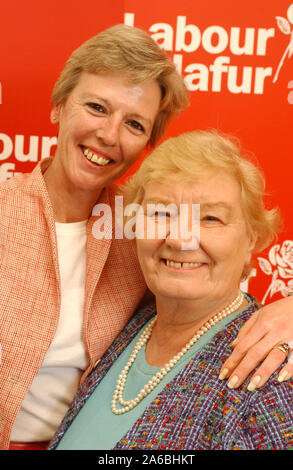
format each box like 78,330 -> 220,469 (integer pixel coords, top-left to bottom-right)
147,211 -> 168,218
127,120 -> 145,133
87,103 -> 106,113
202,215 -> 221,223
153,211 -> 171,219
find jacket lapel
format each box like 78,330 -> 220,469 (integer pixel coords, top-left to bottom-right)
84,187 -> 112,309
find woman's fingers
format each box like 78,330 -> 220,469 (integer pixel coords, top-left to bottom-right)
276,347 -> 293,382
220,338 -> 293,389
230,310 -> 259,347
219,312 -> 264,381
246,346 -> 293,391
219,334 -> 269,386
276,358 -> 293,383
219,296 -> 293,388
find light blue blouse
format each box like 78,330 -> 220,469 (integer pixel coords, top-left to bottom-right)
57,298 -> 250,450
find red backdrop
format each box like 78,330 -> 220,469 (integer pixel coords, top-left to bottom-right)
0,0 -> 292,303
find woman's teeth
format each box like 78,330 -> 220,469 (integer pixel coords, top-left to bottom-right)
165,260 -> 203,268
82,147 -> 111,166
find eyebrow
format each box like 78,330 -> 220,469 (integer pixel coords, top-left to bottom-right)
200,202 -> 232,212
142,198 -> 177,207
143,199 -> 232,209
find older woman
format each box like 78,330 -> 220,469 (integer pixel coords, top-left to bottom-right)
0,24 -> 188,450
49,131 -> 292,450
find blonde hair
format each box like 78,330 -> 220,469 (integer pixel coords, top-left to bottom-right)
51,24 -> 189,146
123,130 -> 282,277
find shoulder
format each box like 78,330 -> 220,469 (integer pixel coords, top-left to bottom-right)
221,293 -> 261,338
108,183 -> 122,196
213,296 -> 293,448
231,375 -> 293,449
0,172 -> 30,193
235,292 -> 262,323
105,184 -> 122,203
0,159 -> 47,198
0,161 -> 52,228
0,174 -> 32,217
205,293 -> 262,355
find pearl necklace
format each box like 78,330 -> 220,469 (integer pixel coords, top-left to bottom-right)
111,291 -> 244,415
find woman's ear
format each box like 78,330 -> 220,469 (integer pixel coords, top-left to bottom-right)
50,106 -> 60,124
245,231 -> 257,265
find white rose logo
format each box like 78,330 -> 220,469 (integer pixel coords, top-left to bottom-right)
273,3 -> 293,82
258,240 -> 293,303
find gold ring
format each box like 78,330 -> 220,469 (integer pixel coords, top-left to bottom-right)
273,343 -> 291,358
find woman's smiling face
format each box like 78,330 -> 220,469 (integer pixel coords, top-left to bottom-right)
135,172 -> 256,308
51,71 -> 162,194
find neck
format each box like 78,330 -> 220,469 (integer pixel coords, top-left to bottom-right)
43,158 -> 102,223
146,291 -> 245,366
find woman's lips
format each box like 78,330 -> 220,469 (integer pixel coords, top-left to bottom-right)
80,145 -> 113,166
163,258 -> 205,269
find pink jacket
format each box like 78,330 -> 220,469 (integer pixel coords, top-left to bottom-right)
0,158 -> 146,449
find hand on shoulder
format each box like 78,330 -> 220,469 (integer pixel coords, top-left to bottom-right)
219,295 -> 293,390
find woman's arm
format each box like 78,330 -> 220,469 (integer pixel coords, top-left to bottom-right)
219,295 -> 293,390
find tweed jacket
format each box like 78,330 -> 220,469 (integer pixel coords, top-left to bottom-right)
0,158 -> 146,450
49,296 -> 293,450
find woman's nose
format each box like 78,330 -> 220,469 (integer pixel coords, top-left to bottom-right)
165,210 -> 200,251
96,116 -> 120,146
165,233 -> 199,251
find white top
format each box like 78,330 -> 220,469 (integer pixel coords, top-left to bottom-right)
11,220 -> 89,442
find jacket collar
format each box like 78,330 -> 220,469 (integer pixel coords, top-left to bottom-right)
24,157 -> 113,305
